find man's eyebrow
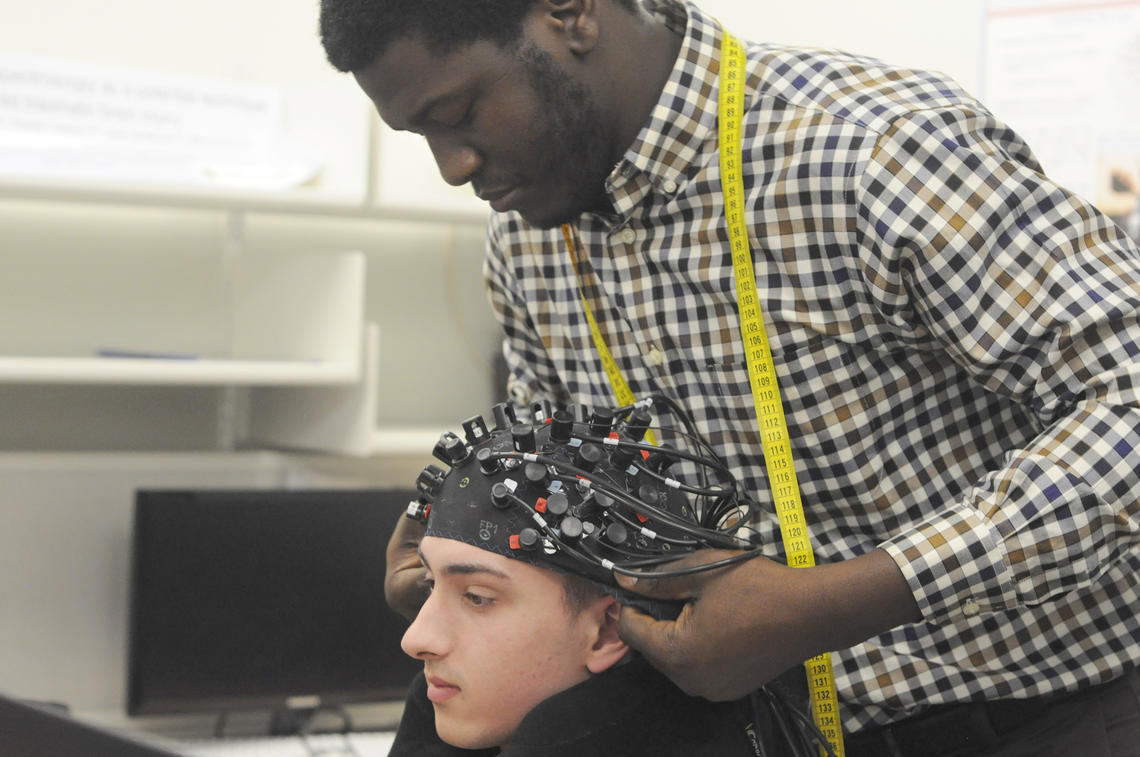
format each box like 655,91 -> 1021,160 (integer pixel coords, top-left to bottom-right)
416,547 -> 510,580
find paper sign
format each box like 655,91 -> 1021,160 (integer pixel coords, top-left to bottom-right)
0,53 -> 321,190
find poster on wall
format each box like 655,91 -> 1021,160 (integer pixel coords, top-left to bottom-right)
984,0 -> 1140,243
0,53 -> 322,191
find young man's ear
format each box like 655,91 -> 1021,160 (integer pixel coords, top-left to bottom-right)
584,596 -> 629,674
539,0 -> 600,56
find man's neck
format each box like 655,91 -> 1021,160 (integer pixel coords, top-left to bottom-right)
600,4 -> 684,167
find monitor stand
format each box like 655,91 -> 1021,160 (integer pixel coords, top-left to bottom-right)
267,704 -> 353,737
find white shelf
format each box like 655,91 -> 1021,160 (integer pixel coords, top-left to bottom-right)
0,174 -> 490,225
0,247 -> 376,454
245,324 -> 379,456
0,249 -> 366,382
0,356 -> 359,386
0,176 -> 366,215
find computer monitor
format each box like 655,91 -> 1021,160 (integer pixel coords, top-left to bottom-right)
127,488 -> 422,721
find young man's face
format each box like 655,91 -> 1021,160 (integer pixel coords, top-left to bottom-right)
401,536 -> 610,749
353,28 -> 616,229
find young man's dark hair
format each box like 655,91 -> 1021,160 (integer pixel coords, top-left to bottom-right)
319,0 -> 637,72
558,569 -> 608,614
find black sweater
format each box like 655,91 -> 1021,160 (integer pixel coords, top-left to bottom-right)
387,656 -> 769,757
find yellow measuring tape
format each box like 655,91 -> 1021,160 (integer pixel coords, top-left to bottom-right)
719,31 -> 845,756
560,27 -> 844,757
561,224 -> 658,447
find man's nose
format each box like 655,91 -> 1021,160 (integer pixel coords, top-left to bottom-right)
400,592 -> 449,660
426,134 -> 481,187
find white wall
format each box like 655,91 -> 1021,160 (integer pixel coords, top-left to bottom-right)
703,0 -> 985,95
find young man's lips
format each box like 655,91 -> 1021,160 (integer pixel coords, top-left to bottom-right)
426,677 -> 461,703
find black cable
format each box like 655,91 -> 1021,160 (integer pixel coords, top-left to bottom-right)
607,546 -> 767,579
624,455 -> 737,497
552,398 -> 754,534
759,688 -> 806,757
781,698 -> 839,757
603,503 -> 702,547
778,695 -> 817,757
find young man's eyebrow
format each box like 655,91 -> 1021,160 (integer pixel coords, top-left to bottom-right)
418,546 -> 511,580
441,563 -> 511,579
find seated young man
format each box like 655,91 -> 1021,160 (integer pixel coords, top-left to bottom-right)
385,531 -> 775,756
387,532 -> 767,756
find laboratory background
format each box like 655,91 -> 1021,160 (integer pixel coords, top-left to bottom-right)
1,0 -> 1136,751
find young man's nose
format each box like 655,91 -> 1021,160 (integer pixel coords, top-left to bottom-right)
426,134 -> 481,186
400,592 -> 450,660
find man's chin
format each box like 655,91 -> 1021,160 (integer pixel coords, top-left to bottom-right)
508,191 -> 596,230
515,205 -> 577,230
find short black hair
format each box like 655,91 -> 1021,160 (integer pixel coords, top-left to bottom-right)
558,571 -> 609,615
319,0 -> 639,73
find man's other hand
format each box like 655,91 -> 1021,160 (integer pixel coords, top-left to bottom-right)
385,512 -> 430,621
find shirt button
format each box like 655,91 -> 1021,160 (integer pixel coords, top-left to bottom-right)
620,228 -> 637,244
646,348 -> 665,367
962,598 -> 980,617
508,382 -> 533,406
662,179 -> 678,194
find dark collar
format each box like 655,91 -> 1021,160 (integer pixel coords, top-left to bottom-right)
503,656 -> 753,756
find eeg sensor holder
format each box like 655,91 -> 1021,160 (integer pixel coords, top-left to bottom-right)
408,395 -> 766,595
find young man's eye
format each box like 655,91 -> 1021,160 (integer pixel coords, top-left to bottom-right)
464,592 -> 493,607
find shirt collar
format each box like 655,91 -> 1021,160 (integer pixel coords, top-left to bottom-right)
605,0 -> 726,215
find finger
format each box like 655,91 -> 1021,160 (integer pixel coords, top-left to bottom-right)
614,569 -> 696,599
616,603 -> 681,666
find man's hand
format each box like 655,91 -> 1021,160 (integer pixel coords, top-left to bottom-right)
384,512 -> 430,621
615,548 -> 921,701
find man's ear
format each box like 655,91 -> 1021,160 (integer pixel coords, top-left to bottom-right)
538,0 -> 600,56
583,596 -> 629,674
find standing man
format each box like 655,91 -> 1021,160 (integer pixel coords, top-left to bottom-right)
319,1 -> 1140,754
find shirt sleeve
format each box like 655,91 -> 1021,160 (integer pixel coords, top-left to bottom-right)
482,217 -> 572,409
856,106 -> 1140,622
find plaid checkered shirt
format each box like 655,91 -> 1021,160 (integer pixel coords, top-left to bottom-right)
482,0 -> 1140,733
